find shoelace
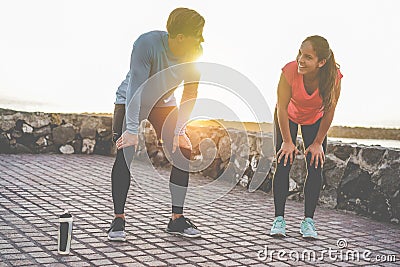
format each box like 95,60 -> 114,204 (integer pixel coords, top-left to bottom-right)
302,221 -> 315,231
274,219 -> 285,228
184,217 -> 198,229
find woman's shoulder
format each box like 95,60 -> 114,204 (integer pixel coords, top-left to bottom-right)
282,60 -> 298,72
282,61 -> 298,85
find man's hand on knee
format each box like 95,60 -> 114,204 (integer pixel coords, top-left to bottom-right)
116,131 -> 138,150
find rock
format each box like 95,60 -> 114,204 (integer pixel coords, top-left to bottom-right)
146,143 -> 160,158
256,135 -> 274,157
28,116 -> 51,128
241,161 -> 255,187
199,138 -> 217,160
286,178 -> 296,193
22,123 -> 33,133
135,146 -> 150,161
59,144 -> 74,154
151,149 -> 169,167
203,147 -> 217,161
33,125 -> 52,137
9,143 -> 32,154
360,146 -> 387,166
80,118 -> 100,139
0,132 -> 10,153
10,128 -> 23,139
50,113 -> 62,125
202,158 -> 223,179
385,149 -> 400,161
190,154 -> 213,172
391,190 -> 400,223
9,138 -> 16,145
218,136 -> 231,162
82,138 -> 96,154
289,154 -> 307,186
239,175 -> 249,187
97,128 -> 111,138
237,143 -> 250,158
331,143 -> 358,161
15,119 -> 25,131
187,130 -> 201,149
337,160 -> 391,220
94,140 -> 113,156
16,133 -> 36,148
37,144 -> 57,154
219,160 -> 241,183
143,124 -> 157,144
234,156 -> 248,173
371,163 -> 400,196
100,116 -> 112,129
71,139 -> 82,154
95,127 -> 113,156
35,136 -> 47,147
247,134 -> 257,152
319,188 -> 338,208
209,129 -> 223,147
52,124 -> 75,145
338,161 -> 373,199
258,173 -> 273,193
322,154 -> 346,189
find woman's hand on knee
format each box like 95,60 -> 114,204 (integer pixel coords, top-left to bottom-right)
305,142 -> 325,168
277,141 -> 299,166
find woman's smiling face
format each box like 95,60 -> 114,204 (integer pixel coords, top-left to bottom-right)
297,41 -> 325,75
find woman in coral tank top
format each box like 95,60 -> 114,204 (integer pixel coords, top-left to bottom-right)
269,35 -> 343,239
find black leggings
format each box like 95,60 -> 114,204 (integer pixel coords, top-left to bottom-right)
272,109 -> 327,218
111,104 -> 190,215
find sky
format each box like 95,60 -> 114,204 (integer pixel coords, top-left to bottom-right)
1,0 -> 399,128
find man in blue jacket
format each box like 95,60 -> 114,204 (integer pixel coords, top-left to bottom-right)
108,7 -> 205,241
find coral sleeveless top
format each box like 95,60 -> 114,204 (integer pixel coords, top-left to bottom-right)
282,61 -> 343,125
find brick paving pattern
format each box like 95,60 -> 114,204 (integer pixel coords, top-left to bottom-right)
0,154 -> 399,266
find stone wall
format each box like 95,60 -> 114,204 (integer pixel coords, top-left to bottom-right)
0,109 -> 113,155
1,109 -> 399,224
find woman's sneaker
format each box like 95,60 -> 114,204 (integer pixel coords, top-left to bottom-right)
270,216 -> 287,237
107,217 -> 126,241
166,216 -> 201,238
300,217 -> 318,239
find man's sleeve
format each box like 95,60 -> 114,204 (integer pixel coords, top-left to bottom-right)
125,37 -> 152,135
175,67 -> 200,135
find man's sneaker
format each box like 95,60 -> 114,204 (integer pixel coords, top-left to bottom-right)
107,217 -> 126,241
270,216 -> 287,237
300,217 -> 318,239
166,216 -> 201,238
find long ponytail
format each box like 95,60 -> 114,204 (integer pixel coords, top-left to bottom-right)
303,36 -> 340,111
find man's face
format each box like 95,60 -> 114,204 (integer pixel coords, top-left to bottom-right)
181,28 -> 204,59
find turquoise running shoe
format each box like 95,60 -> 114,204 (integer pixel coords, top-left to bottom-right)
270,216 -> 286,237
300,217 -> 318,239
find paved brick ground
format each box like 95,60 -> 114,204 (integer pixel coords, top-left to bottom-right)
0,154 -> 399,266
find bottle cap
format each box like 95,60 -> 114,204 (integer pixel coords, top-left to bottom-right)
60,210 -> 72,218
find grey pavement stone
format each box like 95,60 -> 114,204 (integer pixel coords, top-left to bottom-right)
0,154 -> 399,267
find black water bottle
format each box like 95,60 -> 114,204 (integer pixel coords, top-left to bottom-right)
58,210 -> 73,255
